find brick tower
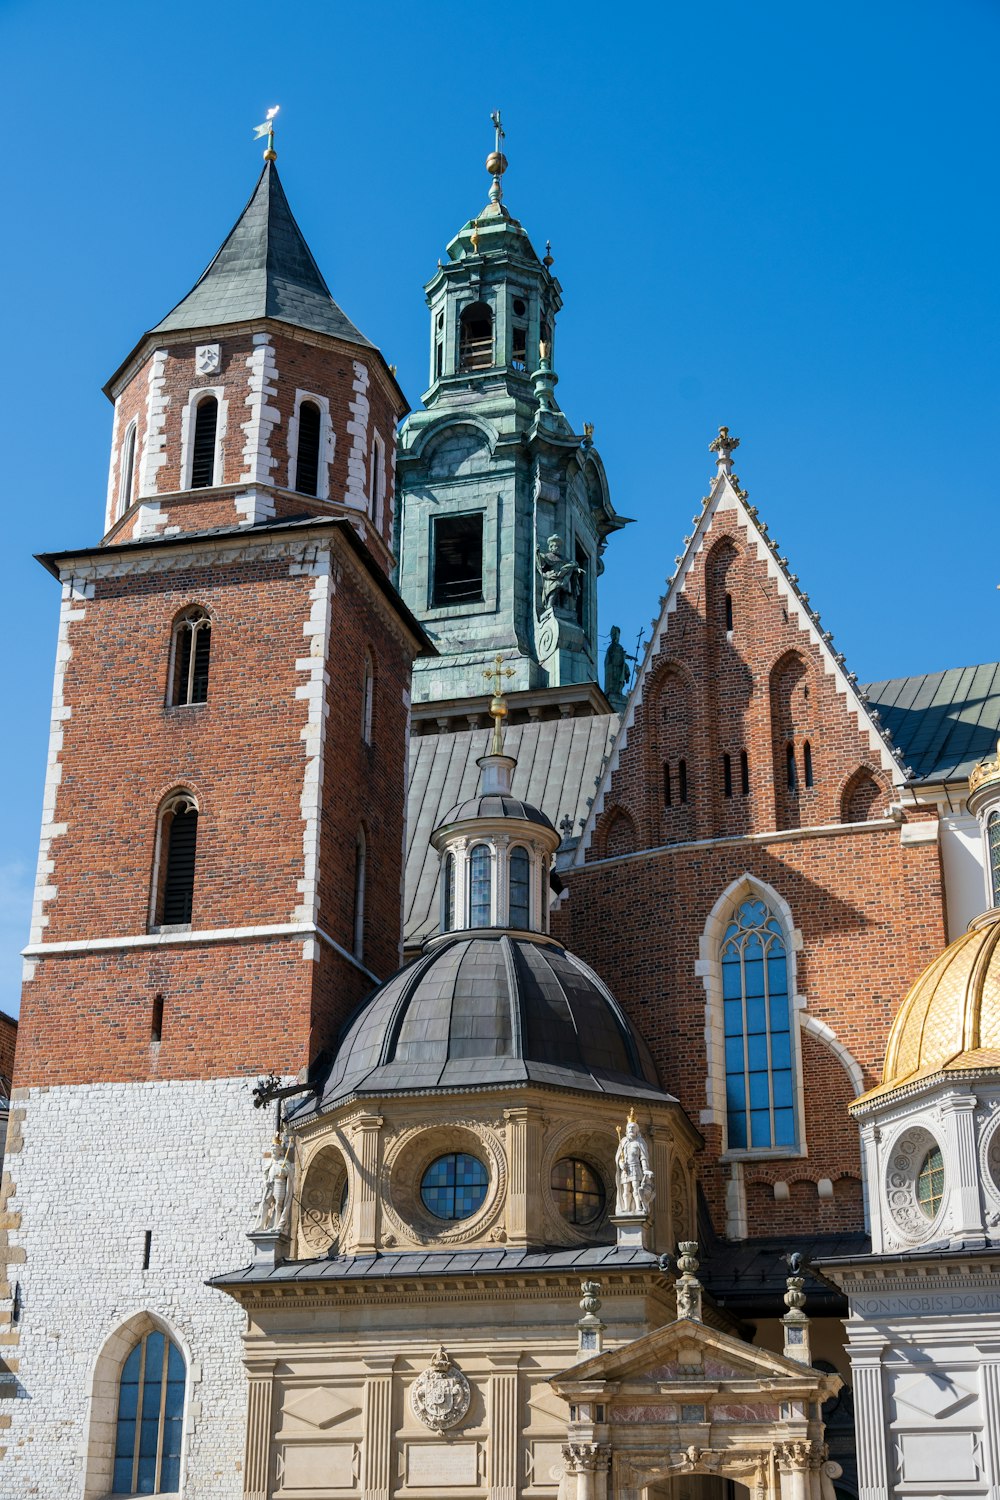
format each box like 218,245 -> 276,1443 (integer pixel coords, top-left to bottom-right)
2,144 -> 428,1497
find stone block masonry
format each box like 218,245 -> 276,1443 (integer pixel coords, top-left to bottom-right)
1,1077 -> 275,1498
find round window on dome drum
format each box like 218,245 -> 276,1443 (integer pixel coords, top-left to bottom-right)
420,1153 -> 488,1220
917,1145 -> 944,1218
551,1158 -> 606,1225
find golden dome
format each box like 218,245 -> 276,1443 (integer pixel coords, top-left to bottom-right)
856,908 -> 1000,1106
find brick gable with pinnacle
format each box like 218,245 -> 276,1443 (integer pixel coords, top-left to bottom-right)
552,447 -> 946,1237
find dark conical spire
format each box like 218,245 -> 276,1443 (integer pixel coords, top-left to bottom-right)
151,162 -> 372,347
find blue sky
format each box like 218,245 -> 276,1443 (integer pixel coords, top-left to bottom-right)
1,0 -> 997,1015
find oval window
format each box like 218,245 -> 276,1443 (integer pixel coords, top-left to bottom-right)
420,1153 -> 488,1221
551,1158 -> 606,1226
917,1145 -> 944,1218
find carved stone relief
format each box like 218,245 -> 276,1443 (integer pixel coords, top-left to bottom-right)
298,1145 -> 349,1254
884,1123 -> 941,1243
409,1347 -> 471,1431
382,1122 -> 507,1246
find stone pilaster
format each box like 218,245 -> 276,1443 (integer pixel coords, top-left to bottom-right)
243,1369 -> 274,1500
981,1360 -> 1000,1500
651,1129 -> 673,1251
361,1360 -> 394,1500
504,1105 -> 542,1246
860,1122 -> 882,1246
941,1094 -> 984,1241
486,1354 -> 520,1500
852,1355 -> 890,1500
351,1113 -> 384,1254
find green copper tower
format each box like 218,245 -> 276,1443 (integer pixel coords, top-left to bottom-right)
395,118 -> 630,717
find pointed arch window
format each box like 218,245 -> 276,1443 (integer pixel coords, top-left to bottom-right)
721,898 -> 795,1151
295,400 -> 321,497
459,302 -> 493,371
190,396 -> 218,488
112,1327 -> 185,1495
171,608 -> 211,706
508,846 -> 531,930
156,793 -> 198,928
469,843 -> 492,927
352,829 -> 366,960
118,420 -> 137,518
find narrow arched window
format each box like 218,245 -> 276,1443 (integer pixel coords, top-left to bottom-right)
508,847 -> 531,930
118,420 -> 137,518
295,400 -> 321,496
722,899 -> 795,1151
352,830 -> 366,959
459,302 -> 493,371
723,754 -> 733,799
740,750 -> 750,795
171,609 -> 211,706
190,397 -> 218,488
370,432 -> 385,529
113,1328 -> 185,1495
440,852 -> 455,932
786,742 -> 797,791
469,843 -> 492,927
157,793 -> 198,927
803,740 -> 814,789
362,652 -> 374,744
725,592 -> 734,632
989,812 -> 1000,906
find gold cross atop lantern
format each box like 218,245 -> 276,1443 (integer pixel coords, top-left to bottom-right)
484,654 -> 516,754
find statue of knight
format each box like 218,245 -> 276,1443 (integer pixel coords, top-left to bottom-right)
255,1130 -> 295,1236
614,1108 -> 655,1216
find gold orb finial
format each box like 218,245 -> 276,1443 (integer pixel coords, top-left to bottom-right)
486,150 -> 508,177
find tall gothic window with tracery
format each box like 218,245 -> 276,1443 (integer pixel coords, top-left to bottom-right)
112,1328 -> 185,1495
721,898 -> 795,1150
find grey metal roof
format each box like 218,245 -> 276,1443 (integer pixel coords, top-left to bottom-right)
440,792 -> 556,831
210,1242 -> 661,1287
295,931 -> 674,1117
151,163 -> 373,346
405,716 -> 618,946
865,661 -> 1000,784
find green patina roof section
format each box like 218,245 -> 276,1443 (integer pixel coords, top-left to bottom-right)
152,162 -> 373,346
866,660 -> 1000,784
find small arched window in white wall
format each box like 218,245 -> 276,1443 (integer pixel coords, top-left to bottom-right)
362,652 -> 374,744
118,419 -> 137,519
353,829 -> 366,959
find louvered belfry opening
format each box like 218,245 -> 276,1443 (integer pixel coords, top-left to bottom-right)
172,611 -> 211,705
161,797 -> 198,925
296,401 -> 321,496
190,397 -> 218,488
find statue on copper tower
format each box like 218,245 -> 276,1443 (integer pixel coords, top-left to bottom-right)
615,1109 -> 655,1215
604,625 -> 628,704
536,534 -> 583,613
255,1131 -> 295,1235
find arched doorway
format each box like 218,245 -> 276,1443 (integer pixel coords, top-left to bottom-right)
649,1479 -> 751,1499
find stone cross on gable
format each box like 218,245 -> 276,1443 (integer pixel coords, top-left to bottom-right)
709,425 -> 741,475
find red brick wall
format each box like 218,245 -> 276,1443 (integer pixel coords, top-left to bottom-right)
106,328 -> 401,565
0,1013 -> 16,1088
16,529 -> 416,1089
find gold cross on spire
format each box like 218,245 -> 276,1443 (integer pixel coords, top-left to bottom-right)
484,653 -> 516,754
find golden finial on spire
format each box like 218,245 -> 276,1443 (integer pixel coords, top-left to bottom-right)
253,105 -> 280,162
484,653 -> 516,754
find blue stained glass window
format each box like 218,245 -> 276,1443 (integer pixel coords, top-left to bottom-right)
421,1153 -> 488,1220
720,898 -> 796,1151
508,847 -> 531,929
469,844 -> 492,928
113,1328 -> 185,1494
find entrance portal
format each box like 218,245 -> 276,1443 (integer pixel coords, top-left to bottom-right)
650,1480 -> 750,1500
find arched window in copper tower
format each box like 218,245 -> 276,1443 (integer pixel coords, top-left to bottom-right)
459,302 -> 493,371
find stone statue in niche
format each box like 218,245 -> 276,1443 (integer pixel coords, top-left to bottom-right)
615,1109 -> 655,1216
536,534 -> 583,614
255,1132 -> 295,1235
410,1346 -> 471,1431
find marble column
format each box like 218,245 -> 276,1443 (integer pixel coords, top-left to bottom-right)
852,1355 -> 890,1500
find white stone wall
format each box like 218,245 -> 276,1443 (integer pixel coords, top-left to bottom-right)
2,1076 -> 275,1498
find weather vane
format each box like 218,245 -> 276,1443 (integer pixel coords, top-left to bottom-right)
486,109 -> 508,208
484,652 -> 516,753
253,106 -> 280,162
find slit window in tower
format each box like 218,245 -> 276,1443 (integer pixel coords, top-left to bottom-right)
432,514 -> 484,607
741,750 -> 750,795
575,541 -> 589,628
119,421 -> 137,518
678,759 -> 688,804
160,796 -> 198,926
723,754 -> 733,799
664,763 -> 672,807
469,844 -> 492,927
190,397 -> 218,488
803,740 -> 814,788
786,743 -> 798,791
295,401 -> 321,496
459,302 -> 493,371
508,847 -> 531,929
725,592 -> 734,632
150,994 -> 164,1044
